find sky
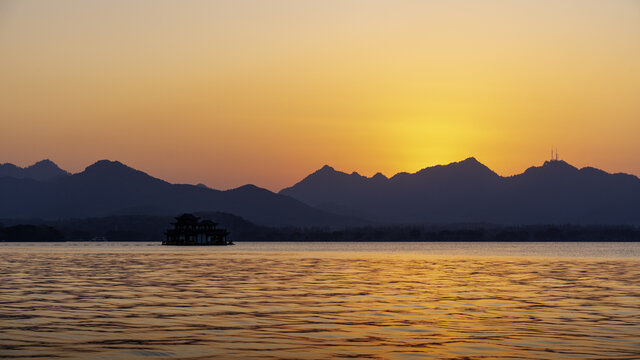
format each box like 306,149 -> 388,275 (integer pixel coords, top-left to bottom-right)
1,0 -> 639,191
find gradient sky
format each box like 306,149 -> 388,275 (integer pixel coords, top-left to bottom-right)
1,0 -> 639,191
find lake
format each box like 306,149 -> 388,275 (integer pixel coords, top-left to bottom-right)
1,242 -> 639,359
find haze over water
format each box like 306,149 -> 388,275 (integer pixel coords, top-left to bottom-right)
1,242 -> 639,359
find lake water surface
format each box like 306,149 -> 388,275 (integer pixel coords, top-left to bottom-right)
1,242 -> 639,359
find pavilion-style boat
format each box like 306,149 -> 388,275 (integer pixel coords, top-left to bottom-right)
162,214 -> 233,246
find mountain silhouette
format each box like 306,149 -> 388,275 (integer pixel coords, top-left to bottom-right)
0,159 -> 70,181
280,158 -> 640,225
0,160 -> 364,227
3,157 -> 639,226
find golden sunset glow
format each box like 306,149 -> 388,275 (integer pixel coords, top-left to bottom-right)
1,0 -> 639,190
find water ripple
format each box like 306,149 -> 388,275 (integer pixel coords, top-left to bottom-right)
1,243 -> 639,359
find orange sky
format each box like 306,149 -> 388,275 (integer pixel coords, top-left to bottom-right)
1,0 -> 639,191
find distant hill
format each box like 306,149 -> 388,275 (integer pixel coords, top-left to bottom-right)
0,212 -> 259,241
4,157 -> 639,226
0,160 -> 364,227
280,158 -> 640,225
0,159 -> 70,181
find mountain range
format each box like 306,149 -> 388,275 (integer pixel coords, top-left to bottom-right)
280,157 -> 640,225
0,160 -> 361,227
2,158 -> 639,226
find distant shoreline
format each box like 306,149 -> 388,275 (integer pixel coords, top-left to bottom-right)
3,240 -> 640,243
2,221 -> 640,242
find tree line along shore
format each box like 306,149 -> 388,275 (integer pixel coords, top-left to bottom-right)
1,214 -> 640,242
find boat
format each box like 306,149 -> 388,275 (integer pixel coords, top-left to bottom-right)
162,213 -> 233,246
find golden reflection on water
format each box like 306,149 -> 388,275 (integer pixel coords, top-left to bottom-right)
1,243 -> 639,359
